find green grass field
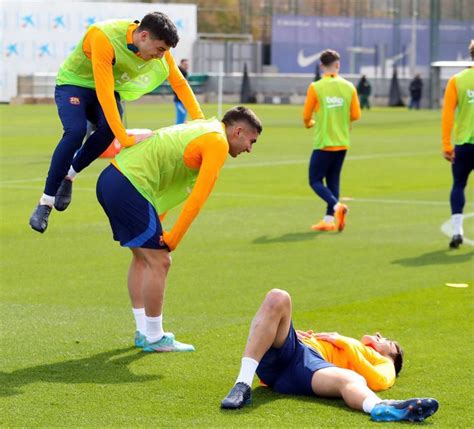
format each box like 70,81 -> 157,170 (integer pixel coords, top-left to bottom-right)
0,103 -> 473,427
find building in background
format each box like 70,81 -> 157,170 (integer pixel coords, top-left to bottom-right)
0,1 -> 197,102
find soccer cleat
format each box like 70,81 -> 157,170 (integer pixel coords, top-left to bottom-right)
134,331 -> 146,348
29,204 -> 52,233
311,220 -> 336,231
54,178 -> 73,211
370,398 -> 439,422
220,382 -> 252,409
449,234 -> 463,249
142,334 -> 194,353
334,204 -> 348,232
134,331 -> 175,348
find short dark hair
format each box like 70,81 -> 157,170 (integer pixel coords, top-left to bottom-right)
222,106 -> 263,134
390,342 -> 404,376
137,12 -> 179,48
320,49 -> 340,66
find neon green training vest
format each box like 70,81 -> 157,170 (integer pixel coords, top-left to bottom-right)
311,76 -> 356,149
56,19 -> 169,101
115,119 -> 226,214
453,68 -> 474,146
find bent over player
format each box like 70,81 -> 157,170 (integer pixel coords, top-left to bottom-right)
96,106 -> 262,352
30,12 -> 204,233
221,289 -> 439,423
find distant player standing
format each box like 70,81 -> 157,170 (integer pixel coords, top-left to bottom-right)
303,49 -> 361,232
441,40 -> 474,249
174,59 -> 190,124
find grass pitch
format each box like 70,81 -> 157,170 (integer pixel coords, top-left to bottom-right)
0,103 -> 473,427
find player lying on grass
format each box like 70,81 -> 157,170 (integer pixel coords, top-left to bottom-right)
96,106 -> 262,352
221,289 -> 439,423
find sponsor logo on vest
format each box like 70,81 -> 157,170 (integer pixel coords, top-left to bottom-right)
69,97 -> 80,105
467,89 -> 474,104
325,96 -> 344,108
116,73 -> 151,88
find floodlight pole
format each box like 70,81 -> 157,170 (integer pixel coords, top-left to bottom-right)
217,61 -> 223,119
410,0 -> 418,77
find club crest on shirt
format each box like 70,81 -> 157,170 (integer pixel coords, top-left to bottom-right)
69,97 -> 80,105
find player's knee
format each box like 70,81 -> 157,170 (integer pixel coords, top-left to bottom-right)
146,250 -> 171,274
157,252 -> 172,272
264,289 -> 291,313
344,370 -> 367,387
64,124 -> 87,143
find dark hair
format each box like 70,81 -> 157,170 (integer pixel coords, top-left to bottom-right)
222,106 -> 263,134
390,342 -> 404,376
320,49 -> 340,66
470,40 -> 474,60
137,12 -> 179,48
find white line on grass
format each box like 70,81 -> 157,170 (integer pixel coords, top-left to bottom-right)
440,213 -> 474,246
4,182 -> 470,209
213,192 -> 462,207
0,150 -> 438,184
225,151 -> 438,169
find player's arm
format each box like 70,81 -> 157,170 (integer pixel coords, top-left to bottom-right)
166,52 -> 205,120
163,133 -> 228,250
441,77 -> 458,162
303,84 -> 318,128
350,87 -> 362,122
316,334 -> 395,391
88,28 -> 136,148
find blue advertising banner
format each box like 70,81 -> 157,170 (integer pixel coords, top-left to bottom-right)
271,15 -> 473,75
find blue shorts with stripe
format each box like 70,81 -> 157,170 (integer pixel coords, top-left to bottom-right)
256,322 -> 334,396
96,164 -> 168,250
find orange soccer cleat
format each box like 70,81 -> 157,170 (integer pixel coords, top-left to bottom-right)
334,204 -> 348,232
311,220 -> 336,231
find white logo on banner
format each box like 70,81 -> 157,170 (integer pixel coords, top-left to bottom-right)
297,49 -> 324,68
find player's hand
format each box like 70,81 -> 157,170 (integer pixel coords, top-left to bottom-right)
315,332 -> 341,345
296,329 -> 314,340
132,132 -> 154,144
443,150 -> 454,163
305,119 -> 315,129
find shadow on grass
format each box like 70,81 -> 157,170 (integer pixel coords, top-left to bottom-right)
0,347 -> 159,397
391,249 -> 474,267
219,386 -> 352,415
253,232 -> 319,245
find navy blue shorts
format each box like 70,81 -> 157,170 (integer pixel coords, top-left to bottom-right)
256,323 -> 334,396
96,164 -> 168,250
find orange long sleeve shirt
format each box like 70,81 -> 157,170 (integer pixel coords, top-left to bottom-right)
301,334 -> 395,392
302,73 -> 361,151
441,76 -> 458,153
161,131 -> 228,251
82,23 -> 204,148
